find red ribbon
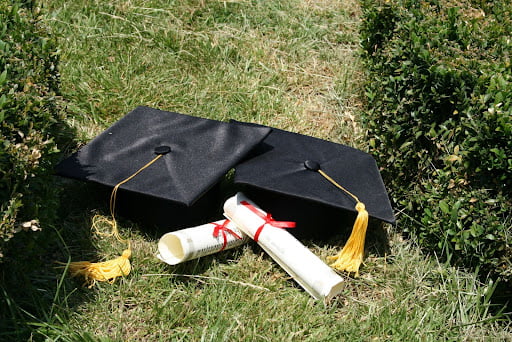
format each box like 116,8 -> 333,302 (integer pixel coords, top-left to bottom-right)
240,201 -> 296,242
212,219 -> 242,251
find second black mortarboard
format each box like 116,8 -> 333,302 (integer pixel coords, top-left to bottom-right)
56,106 -> 271,229
231,120 -> 395,275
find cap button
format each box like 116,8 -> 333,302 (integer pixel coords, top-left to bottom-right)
304,160 -> 320,171
154,145 -> 171,155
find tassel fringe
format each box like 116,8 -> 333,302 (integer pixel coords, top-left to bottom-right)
68,249 -> 131,287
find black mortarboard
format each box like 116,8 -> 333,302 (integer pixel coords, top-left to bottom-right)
56,106 -> 271,229
231,121 -> 395,240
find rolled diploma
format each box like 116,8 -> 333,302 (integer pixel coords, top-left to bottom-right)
157,220 -> 249,265
223,192 -> 344,301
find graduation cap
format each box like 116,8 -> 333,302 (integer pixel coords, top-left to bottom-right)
56,106 -> 272,230
56,107 -> 271,285
230,120 -> 395,275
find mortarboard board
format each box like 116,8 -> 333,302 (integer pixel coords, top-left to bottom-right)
230,120 -> 395,275
56,106 -> 271,230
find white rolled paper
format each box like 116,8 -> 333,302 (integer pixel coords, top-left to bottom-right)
157,219 -> 249,265
223,192 -> 344,301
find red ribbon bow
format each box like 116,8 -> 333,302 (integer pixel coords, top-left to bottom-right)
240,201 -> 296,242
212,219 -> 242,251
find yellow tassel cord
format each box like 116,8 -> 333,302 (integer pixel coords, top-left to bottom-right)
318,169 -> 369,276
67,154 -> 163,286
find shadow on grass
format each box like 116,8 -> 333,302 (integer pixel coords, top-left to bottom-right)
0,180 -> 101,340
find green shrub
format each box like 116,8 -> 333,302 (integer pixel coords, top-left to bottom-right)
360,0 -> 511,282
0,0 -> 64,258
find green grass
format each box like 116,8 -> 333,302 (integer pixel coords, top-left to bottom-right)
1,0 -> 510,340
44,0 -> 363,145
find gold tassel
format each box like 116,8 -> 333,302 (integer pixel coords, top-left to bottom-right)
68,249 -> 131,287
65,213 -> 133,287
65,154 -> 163,287
317,169 -> 369,277
327,202 -> 368,276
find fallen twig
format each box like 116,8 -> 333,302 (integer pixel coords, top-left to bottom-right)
142,273 -> 271,291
